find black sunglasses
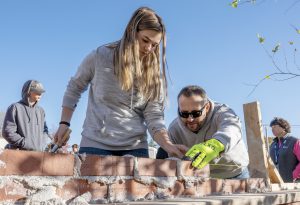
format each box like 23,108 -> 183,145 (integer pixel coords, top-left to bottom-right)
178,103 -> 208,119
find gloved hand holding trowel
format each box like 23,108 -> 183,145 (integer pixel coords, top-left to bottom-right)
182,139 -> 224,169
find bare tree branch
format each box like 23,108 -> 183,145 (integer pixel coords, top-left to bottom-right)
261,43 -> 284,73
246,72 -> 300,97
285,0 -> 300,14
292,48 -> 300,71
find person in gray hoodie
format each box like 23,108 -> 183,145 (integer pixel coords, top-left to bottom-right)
2,80 -> 50,151
53,7 -> 187,158
157,85 -> 249,179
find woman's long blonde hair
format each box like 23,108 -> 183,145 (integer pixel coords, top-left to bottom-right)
113,7 -> 167,102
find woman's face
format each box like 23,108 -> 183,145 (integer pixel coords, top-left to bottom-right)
137,29 -> 162,57
271,125 -> 285,138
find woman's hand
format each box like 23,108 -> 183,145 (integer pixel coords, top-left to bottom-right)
54,124 -> 70,147
153,129 -> 188,158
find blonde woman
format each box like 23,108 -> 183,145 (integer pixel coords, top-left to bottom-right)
54,7 -> 187,158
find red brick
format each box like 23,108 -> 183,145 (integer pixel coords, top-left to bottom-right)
89,181 -> 107,200
56,179 -> 81,199
196,179 -> 247,195
195,179 -> 223,195
138,158 -> 176,176
4,150 -> 44,175
246,178 -> 268,192
114,156 -> 134,176
42,152 -> 74,176
81,155 -> 113,176
81,155 -> 134,176
56,178 -> 107,201
111,179 -> 155,201
181,161 -> 210,177
222,179 -> 247,193
169,181 -> 188,196
0,149 -> 8,175
155,180 -> 199,197
0,179 -> 27,202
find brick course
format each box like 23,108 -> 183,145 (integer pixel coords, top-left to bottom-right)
0,149 -> 268,204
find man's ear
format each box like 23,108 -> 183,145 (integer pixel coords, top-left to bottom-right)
205,102 -> 211,112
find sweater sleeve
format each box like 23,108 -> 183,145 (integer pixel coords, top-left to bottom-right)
212,106 -> 243,152
62,50 -> 96,110
2,104 -> 26,147
143,99 -> 167,138
292,140 -> 300,180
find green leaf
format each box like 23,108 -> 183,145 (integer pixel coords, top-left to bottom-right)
289,41 -> 294,45
265,75 -> 271,79
291,24 -> 300,34
257,33 -> 265,44
272,43 -> 280,53
230,0 -> 239,8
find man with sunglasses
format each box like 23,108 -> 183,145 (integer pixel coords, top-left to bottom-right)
156,85 -> 249,179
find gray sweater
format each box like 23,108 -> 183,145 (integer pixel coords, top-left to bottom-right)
169,100 -> 249,178
2,81 -> 49,151
63,44 -> 166,150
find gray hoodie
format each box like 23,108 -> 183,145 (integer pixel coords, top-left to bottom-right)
168,100 -> 249,178
2,80 -> 49,151
62,44 -> 166,150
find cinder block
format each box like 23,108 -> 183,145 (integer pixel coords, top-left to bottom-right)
138,158 -> 177,177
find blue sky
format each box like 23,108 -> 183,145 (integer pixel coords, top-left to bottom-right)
1,0 -> 300,147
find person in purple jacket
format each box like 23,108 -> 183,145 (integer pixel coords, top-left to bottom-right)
269,117 -> 300,182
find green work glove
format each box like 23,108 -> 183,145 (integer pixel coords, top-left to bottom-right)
185,139 -> 225,169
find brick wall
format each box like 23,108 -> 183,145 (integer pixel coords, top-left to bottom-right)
0,149 -> 267,204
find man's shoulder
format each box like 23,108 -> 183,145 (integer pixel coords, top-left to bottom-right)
168,118 -> 180,130
8,101 -> 22,110
214,102 -> 231,110
213,102 -> 237,115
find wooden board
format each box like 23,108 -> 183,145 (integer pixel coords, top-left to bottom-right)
243,101 -> 269,179
268,157 -> 284,184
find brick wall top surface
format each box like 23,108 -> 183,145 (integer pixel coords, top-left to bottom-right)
0,149 -> 208,177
